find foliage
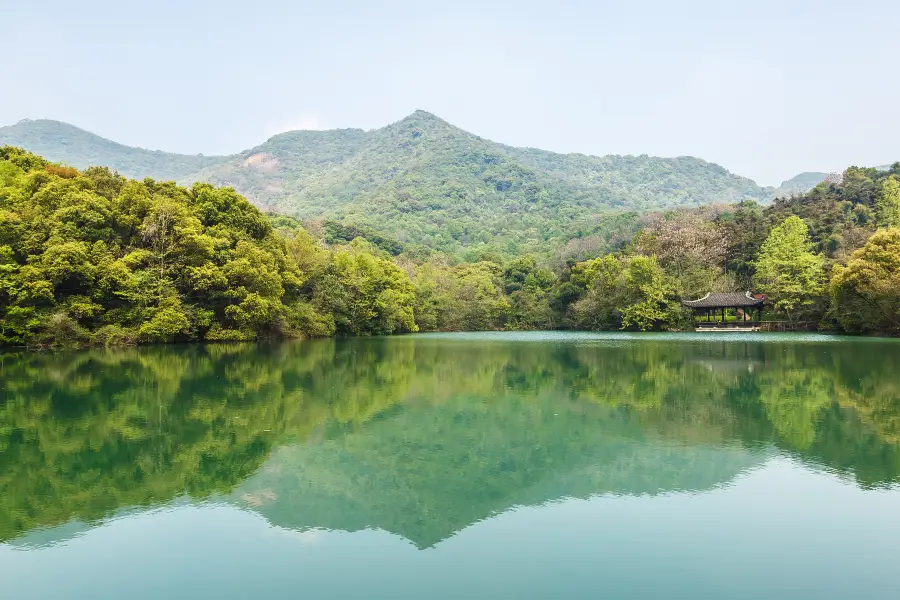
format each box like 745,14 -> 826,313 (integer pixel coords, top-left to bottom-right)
567,254 -> 680,331
632,209 -> 728,298
0,148 -> 416,347
765,164 -> 900,263
323,220 -> 403,256
875,175 -> 900,227
312,240 -> 418,335
3,146 -> 900,342
830,228 -> 900,335
753,216 -> 825,321
0,113 -> 771,259
412,260 -> 510,331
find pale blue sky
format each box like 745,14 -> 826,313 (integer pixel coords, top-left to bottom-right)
2,0 -> 898,185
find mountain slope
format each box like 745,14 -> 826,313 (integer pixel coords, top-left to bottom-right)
771,171 -> 831,198
0,112 -> 773,255
0,119 -> 229,180
772,164 -> 897,199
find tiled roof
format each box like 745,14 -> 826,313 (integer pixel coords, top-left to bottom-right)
681,292 -> 764,308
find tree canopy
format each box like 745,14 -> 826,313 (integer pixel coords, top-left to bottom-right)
2,146 -> 900,345
0,147 -> 417,347
830,228 -> 900,335
753,216 -> 825,321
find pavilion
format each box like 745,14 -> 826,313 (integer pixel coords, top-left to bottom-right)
682,292 -> 765,330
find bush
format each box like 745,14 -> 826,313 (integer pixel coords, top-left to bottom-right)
204,324 -> 256,341
92,324 -> 139,346
283,301 -> 336,338
34,312 -> 91,348
138,306 -> 191,343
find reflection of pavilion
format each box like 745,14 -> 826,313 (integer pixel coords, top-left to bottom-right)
682,292 -> 765,332
691,357 -> 764,373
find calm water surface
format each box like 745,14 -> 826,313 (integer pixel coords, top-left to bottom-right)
2,332 -> 900,599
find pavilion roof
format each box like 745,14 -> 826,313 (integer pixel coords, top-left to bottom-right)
681,292 -> 764,309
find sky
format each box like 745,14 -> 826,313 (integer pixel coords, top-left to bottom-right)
2,0 -> 898,186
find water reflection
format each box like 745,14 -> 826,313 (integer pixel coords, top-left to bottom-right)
1,333 -> 899,548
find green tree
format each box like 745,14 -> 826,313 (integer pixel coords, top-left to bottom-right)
753,216 -> 825,322
312,240 -> 417,335
619,255 -> 679,331
830,228 -> 900,334
876,175 -> 900,227
568,254 -> 678,331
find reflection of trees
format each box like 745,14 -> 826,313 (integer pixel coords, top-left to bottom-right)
2,336 -> 900,545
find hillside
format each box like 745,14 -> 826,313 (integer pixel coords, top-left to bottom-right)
771,171 -> 831,198
0,119 -> 228,180
772,165 -> 896,199
0,112 -> 773,255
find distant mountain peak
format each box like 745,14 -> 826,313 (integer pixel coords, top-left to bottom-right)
409,109 -> 442,119
391,109 -> 452,129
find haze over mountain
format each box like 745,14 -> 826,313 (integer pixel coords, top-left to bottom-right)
771,172 -> 832,198
1,112 -> 773,254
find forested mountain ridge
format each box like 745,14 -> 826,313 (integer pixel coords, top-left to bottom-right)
0,119 -> 228,181
770,166 -> 895,199
0,112 -> 772,255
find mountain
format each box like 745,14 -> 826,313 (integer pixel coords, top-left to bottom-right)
771,171 -> 831,198
0,118 -> 228,181
772,164 -> 898,199
0,112 -> 773,255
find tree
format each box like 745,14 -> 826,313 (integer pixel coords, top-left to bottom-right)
876,175 -> 900,227
720,200 -> 767,285
830,228 -> 900,334
633,210 -> 728,298
312,240 -> 418,335
0,149 -> 338,347
753,216 -> 825,322
568,254 -> 678,331
619,255 -> 679,331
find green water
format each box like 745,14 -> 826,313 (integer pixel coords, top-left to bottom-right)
2,332 -> 899,599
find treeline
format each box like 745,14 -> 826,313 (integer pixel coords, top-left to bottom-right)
0,147 -> 415,347
409,161 -> 900,335
2,147 -> 900,347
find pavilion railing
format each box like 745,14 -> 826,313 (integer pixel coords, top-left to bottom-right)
758,321 -> 814,332
695,321 -> 761,329
693,321 -> 815,332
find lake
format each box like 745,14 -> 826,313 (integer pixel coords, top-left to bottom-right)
1,331 -> 899,599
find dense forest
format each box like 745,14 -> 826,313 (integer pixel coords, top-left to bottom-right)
1,146 -> 899,348
0,113 -> 772,257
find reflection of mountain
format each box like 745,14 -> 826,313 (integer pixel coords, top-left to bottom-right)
6,519 -> 93,550
3,333 -> 900,548
232,395 -> 765,548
